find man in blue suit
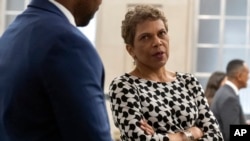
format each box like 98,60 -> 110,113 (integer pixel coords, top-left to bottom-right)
0,0 -> 113,140
211,59 -> 249,141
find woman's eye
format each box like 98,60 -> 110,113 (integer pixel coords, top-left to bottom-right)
159,31 -> 167,36
140,35 -> 149,40
158,31 -> 167,39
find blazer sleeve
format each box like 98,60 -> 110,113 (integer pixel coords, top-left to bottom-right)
41,32 -> 112,141
219,96 -> 241,141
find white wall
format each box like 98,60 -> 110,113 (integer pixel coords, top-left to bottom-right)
0,0 -> 5,33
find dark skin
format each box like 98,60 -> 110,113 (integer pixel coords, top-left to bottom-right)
55,0 -> 102,26
227,63 -> 249,89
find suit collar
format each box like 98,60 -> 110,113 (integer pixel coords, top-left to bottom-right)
28,0 -> 66,18
225,81 -> 239,95
49,0 -> 76,26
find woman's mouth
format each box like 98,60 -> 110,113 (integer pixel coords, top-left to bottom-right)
153,52 -> 164,59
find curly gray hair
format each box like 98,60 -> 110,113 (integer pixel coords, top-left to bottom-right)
121,4 -> 168,45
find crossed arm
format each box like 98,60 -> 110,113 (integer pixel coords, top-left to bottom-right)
140,119 -> 203,140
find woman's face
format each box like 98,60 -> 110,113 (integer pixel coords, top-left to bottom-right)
127,19 -> 169,70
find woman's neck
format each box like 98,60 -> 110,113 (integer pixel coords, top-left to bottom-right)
130,67 -> 176,82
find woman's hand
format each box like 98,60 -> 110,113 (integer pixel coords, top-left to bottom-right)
140,119 -> 155,135
168,132 -> 185,141
186,126 -> 203,140
168,126 -> 203,141
139,120 -> 203,141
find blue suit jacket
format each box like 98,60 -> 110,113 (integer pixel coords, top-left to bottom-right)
211,84 -> 246,141
0,0 -> 112,141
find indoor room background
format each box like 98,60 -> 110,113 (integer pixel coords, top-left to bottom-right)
1,0 -> 250,137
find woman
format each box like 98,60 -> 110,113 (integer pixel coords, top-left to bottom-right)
204,71 -> 227,106
109,4 -> 223,141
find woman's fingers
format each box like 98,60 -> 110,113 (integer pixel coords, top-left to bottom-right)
140,120 -> 154,135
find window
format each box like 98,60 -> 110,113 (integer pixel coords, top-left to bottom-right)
1,0 -> 96,45
3,0 -> 30,29
194,0 -> 250,115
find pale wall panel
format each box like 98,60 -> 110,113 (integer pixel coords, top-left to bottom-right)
0,0 -> 5,33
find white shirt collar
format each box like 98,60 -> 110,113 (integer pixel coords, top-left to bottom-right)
225,80 -> 239,96
49,0 -> 76,26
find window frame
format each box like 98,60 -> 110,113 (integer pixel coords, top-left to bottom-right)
194,0 -> 250,115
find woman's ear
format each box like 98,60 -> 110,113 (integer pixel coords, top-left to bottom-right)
126,44 -> 135,58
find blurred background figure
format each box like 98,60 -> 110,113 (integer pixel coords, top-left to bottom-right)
211,59 -> 249,141
205,71 -> 227,106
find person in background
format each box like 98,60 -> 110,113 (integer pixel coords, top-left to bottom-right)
205,71 -> 227,106
0,0 -> 113,141
109,4 -> 223,141
211,59 -> 249,141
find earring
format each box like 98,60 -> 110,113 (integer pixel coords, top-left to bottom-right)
133,56 -> 136,65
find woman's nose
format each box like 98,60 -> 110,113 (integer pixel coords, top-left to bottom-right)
152,36 -> 162,47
